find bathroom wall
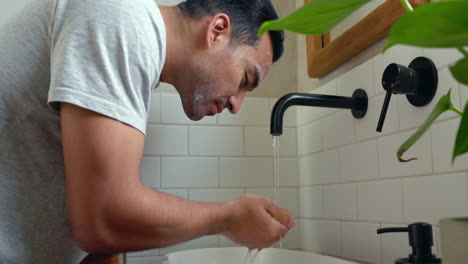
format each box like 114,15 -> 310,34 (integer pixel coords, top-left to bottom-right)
295,4 -> 468,263
126,84 -> 300,264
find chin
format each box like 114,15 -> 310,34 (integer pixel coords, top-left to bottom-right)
183,101 -> 210,121
188,115 -> 203,121
185,109 -> 205,121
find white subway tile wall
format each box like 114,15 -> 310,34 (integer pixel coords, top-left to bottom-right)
130,64 -> 468,264
297,47 -> 468,264
380,224 -> 408,264
299,219 -> 320,252
321,185 -> 342,220
339,140 -> 379,182
279,158 -> 299,187
342,222 -> 382,263
297,120 -> 322,156
144,125 -> 188,156
220,158 -> 273,188
321,110 -> 356,150
316,220 -> 342,257
161,157 -> 219,188
337,59 -> 375,98
403,173 -> 468,225
299,186 -> 323,218
357,180 -> 404,223
323,184 -> 358,220
139,157 -> 161,189
189,126 -> 244,156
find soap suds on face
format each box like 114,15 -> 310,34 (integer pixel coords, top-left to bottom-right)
191,85 -> 208,119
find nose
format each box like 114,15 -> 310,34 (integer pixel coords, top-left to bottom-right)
227,91 -> 246,114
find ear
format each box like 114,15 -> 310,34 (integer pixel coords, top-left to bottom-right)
205,13 -> 231,48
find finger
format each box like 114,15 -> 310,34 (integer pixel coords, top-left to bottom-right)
265,221 -> 289,246
265,204 -> 291,228
278,221 -> 289,238
271,217 -> 289,238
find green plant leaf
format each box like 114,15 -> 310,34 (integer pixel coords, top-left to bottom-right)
453,102 -> 468,162
384,1 -> 468,52
397,90 -> 454,162
258,0 -> 371,37
450,56 -> 468,85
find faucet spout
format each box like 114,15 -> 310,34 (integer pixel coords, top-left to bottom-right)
270,89 -> 368,135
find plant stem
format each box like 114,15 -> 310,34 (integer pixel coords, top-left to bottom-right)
400,0 -> 414,12
457,47 -> 468,57
450,105 -> 463,116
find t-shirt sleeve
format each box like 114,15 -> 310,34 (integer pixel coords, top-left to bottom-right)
48,0 -> 165,135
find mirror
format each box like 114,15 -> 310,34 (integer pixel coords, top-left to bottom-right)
304,0 -> 429,78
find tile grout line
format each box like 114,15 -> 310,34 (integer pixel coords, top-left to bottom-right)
159,156 -> 162,189
296,115 -> 460,158
296,170 -> 468,188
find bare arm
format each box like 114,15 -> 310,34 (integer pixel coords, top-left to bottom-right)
61,103 -> 294,253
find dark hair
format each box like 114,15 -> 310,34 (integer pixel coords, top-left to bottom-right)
177,0 -> 284,62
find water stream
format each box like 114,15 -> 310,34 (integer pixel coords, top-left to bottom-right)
242,249 -> 260,264
241,136 -> 282,264
272,136 -> 282,249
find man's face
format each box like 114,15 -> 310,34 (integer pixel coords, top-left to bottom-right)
179,34 -> 273,121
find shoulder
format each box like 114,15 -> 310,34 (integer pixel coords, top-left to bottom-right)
60,0 -> 162,25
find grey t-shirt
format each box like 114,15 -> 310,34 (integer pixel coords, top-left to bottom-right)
0,0 -> 166,262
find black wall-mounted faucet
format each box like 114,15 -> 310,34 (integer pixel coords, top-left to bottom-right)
377,57 -> 438,132
270,89 -> 368,136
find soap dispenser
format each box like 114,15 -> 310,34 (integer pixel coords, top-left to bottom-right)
377,222 -> 442,264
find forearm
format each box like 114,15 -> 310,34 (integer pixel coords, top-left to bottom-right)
61,104 -> 293,253
74,181 -> 230,253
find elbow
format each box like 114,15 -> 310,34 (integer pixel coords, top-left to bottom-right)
70,218 -> 116,253
66,181 -> 147,253
67,204 -> 120,253
76,235 -> 110,254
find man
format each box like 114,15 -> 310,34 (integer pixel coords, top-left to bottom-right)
0,0 -> 295,263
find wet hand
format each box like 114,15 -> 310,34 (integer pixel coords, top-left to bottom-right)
220,194 -> 296,250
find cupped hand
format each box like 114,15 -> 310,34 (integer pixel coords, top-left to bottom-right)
220,194 -> 296,250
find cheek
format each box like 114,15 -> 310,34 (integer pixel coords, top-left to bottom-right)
220,65 -> 243,91
199,55 -> 241,95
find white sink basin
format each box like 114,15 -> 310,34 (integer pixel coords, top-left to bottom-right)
163,247 -> 360,264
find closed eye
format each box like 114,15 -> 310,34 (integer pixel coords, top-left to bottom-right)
243,73 -> 249,87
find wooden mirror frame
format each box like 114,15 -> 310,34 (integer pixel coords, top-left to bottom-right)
305,0 -> 429,78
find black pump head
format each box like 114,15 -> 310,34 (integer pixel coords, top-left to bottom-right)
377,222 -> 442,264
